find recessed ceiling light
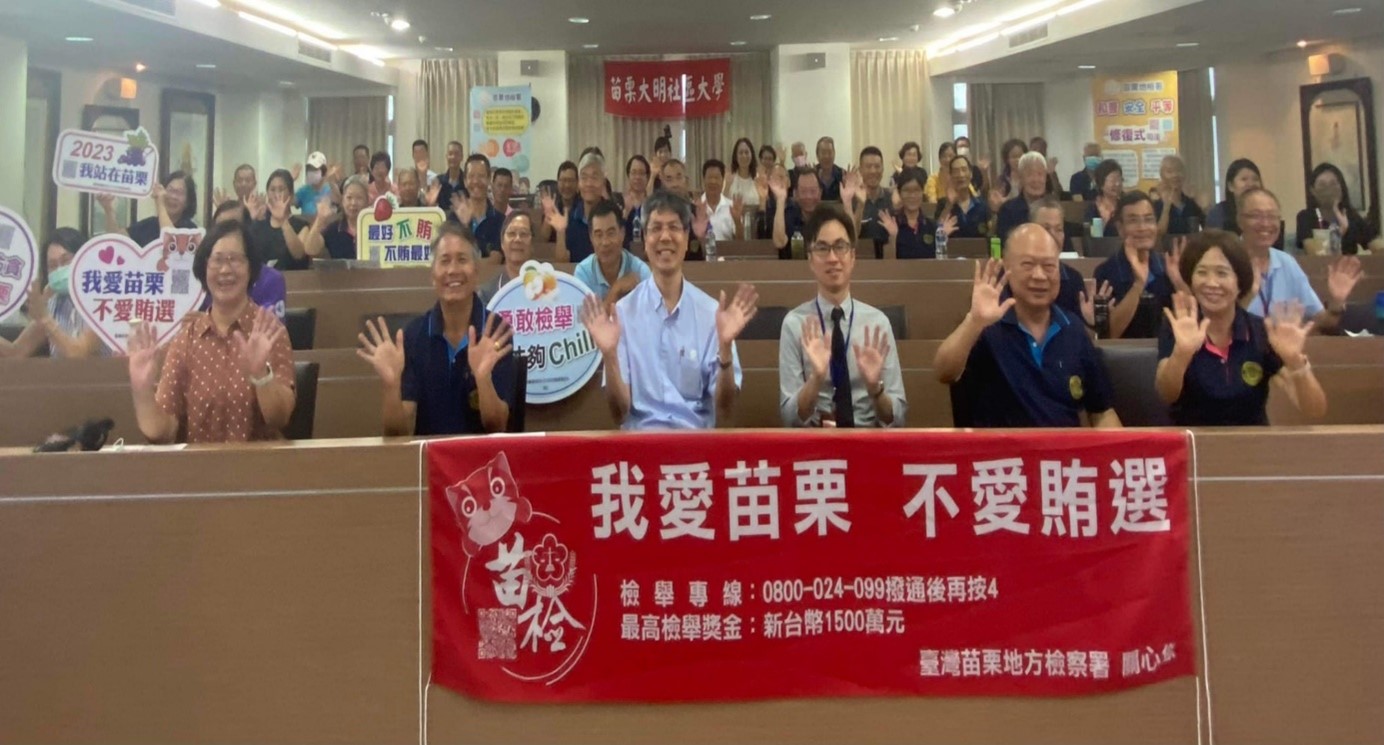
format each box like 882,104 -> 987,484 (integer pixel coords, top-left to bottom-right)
568,16 -> 589,24
879,36 -> 900,42
389,18 -> 410,31
134,62 -> 147,72
65,36 -> 94,42
729,40 -> 747,46
1078,64 -> 1096,69
933,6 -> 956,17
583,43 -> 600,48
1176,42 -> 1199,47
1297,39 -> 1309,48
750,14 -> 771,20
1332,7 -> 1362,14
196,63 -> 217,69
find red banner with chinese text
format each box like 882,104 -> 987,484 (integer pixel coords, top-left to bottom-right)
603,59 -> 731,118
429,430 -> 1193,703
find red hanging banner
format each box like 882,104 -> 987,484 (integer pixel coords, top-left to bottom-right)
429,430 -> 1194,703
603,58 -> 732,119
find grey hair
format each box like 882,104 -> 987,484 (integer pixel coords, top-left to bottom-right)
642,190 -> 694,234
1017,151 -> 1048,174
577,152 -> 605,173
1028,195 -> 1063,223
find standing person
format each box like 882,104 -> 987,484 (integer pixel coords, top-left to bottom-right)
1069,143 -> 1103,201
996,151 -> 1057,241
573,200 -> 651,306
356,223 -> 517,436
294,152 -> 338,218
98,171 -> 198,246
447,154 -> 505,259
412,139 -> 438,187
436,140 -> 467,214
1295,163 -> 1375,255
579,191 -> 757,430
855,146 -> 895,257
352,144 -> 371,178
491,168 -> 516,217
368,152 -> 395,201
934,225 -> 1122,429
1241,188 -> 1362,333
934,156 -> 991,239
478,211 -> 536,304
725,137 -> 760,209
878,168 -> 951,259
1156,230 -> 1326,426
126,219 -> 296,444
1083,160 -> 1124,237
310,175 -> 369,260
0,227 -> 104,359
1206,159 -> 1264,236
1094,191 -> 1182,339
779,204 -> 905,428
894,141 -> 925,190
815,136 -> 844,201
923,142 -> 956,202
771,167 -> 823,259
546,152 -> 607,263
251,169 -> 312,270
1153,155 -> 1206,236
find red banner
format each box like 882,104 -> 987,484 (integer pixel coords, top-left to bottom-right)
429,431 -> 1193,703
603,59 -> 731,118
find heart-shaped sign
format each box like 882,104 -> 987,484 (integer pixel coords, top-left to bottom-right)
70,230 -> 207,354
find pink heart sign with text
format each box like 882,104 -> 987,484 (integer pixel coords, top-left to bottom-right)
69,230 -> 207,354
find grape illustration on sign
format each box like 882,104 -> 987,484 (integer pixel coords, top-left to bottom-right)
487,261 -> 600,404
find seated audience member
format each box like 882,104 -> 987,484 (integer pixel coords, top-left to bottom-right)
1094,191 -> 1182,339
934,225 -> 1122,429
1026,197 -> 1111,325
726,138 -> 761,209
995,139 -> 1029,201
1028,136 -> 1065,196
771,166 -> 824,259
294,151 -> 337,217
492,168 -> 516,217
856,146 -> 895,256
580,191 -> 756,430
574,200 -> 651,306
1207,159 -> 1262,235
447,154 -> 504,259
126,219 -> 296,444
1239,188 -> 1362,333
1295,163 -> 1376,255
700,158 -> 741,241
311,175 -> 369,260
411,139 -> 438,187
816,137 -> 844,201
204,200 -> 287,318
622,155 -> 653,251
251,169 -> 313,270
0,227 -> 104,358
779,204 -> 906,428
1083,159 -> 1124,237
1152,155 -> 1206,236
98,171 -> 198,246
879,168 -> 949,259
1069,143 -> 1102,201
357,223 -> 517,436
436,141 -> 466,212
545,152 -> 609,264
478,211 -> 536,304
996,151 -> 1057,241
895,141 -> 927,191
367,152 -> 395,200
935,156 -> 991,239
1156,230 -> 1326,425
923,141 -> 956,202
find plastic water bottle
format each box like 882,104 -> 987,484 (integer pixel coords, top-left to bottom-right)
703,225 -> 717,261
791,229 -> 805,259
935,226 -> 949,260
1329,223 -> 1342,255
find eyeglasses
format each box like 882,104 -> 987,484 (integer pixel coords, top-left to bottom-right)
809,242 -> 854,257
209,253 -> 248,268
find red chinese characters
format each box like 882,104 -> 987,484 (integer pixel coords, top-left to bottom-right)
604,59 -> 731,118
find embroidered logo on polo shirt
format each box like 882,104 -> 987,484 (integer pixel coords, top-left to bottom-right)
1069,375 -> 1084,400
1241,361 -> 1263,387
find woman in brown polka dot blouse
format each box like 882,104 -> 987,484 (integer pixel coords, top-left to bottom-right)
127,220 -> 297,443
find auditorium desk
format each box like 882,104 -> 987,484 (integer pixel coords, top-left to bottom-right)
1,428 -> 1381,744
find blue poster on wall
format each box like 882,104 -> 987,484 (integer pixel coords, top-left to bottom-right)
470,85 -> 533,177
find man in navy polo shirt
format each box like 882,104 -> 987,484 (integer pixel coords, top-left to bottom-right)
1095,191 -> 1182,339
447,154 -> 505,260
356,223 -> 517,436
935,224 -> 1122,428
548,152 -> 607,264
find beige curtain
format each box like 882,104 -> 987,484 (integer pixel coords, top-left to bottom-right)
851,50 -> 931,168
568,53 -> 773,191
1178,68 -> 1216,204
967,83 -> 1045,173
416,58 -> 498,150
306,96 -> 388,169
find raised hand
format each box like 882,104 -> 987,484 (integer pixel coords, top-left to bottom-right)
356,316 -> 406,386
1163,291 -> 1209,358
581,293 -> 621,356
467,313 -> 514,379
1266,299 -> 1314,368
840,165 -> 862,208
969,259 -> 1015,327
1079,279 -> 1114,328
1326,255 -> 1364,307
126,320 -> 161,392
541,193 -> 567,234
716,283 -> 759,346
692,200 -> 710,241
799,316 -> 830,382
878,210 -> 899,239
852,325 -> 891,391
767,168 -> 789,202
232,306 -> 285,378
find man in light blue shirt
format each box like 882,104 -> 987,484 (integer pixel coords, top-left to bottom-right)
573,199 -> 651,306
581,191 -> 758,430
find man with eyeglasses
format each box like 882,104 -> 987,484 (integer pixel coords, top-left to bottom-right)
779,204 -> 905,428
1094,191 -> 1186,338
581,191 -> 758,430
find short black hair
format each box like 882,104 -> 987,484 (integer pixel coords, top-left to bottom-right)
492,167 -> 513,182
1115,189 -> 1153,225
353,144 -> 370,156
193,219 -> 263,294
588,199 -> 623,229
898,142 -> 921,161
860,146 -> 884,163
625,154 -> 650,177
1094,159 -> 1123,191
411,139 -> 429,152
702,158 -> 726,178
1181,229 -> 1255,302
370,151 -> 392,173
557,160 -> 578,178
465,153 -> 491,175
653,136 -> 672,153
165,171 -> 198,222
804,203 -> 857,246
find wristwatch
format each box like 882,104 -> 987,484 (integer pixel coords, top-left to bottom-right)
249,362 -> 275,387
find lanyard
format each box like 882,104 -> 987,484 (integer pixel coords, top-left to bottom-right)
814,298 -> 855,389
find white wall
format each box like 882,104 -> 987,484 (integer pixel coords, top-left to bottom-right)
1042,75 -> 1096,185
773,43 -> 854,163
1216,37 -> 1384,223
498,51 -> 568,182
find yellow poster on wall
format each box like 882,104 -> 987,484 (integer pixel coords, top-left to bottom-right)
1091,71 -> 1180,193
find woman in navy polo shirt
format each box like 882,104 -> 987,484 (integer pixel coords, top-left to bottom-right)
1155,230 -> 1326,426
934,155 -> 991,239
878,168 -> 954,259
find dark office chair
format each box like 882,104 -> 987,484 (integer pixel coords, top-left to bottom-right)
284,361 -> 321,440
283,308 -> 317,350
